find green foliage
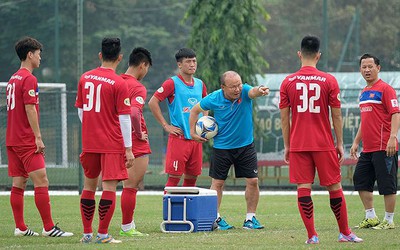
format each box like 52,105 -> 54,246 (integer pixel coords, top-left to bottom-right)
184,0 -> 270,92
0,0 -> 190,91
184,1 -> 271,160
260,0 -> 400,73
0,194 -> 397,249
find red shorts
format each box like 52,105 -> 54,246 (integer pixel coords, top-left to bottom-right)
132,136 -> 151,158
80,152 -> 128,181
7,145 -> 45,178
165,134 -> 202,176
289,151 -> 341,186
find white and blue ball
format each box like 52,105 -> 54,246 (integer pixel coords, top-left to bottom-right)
195,116 -> 218,139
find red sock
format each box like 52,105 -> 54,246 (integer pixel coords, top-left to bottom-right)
297,188 -> 317,238
98,190 -> 116,235
164,177 -> 181,194
80,190 -> 96,234
34,187 -> 54,231
121,188 -> 138,225
165,177 -> 180,187
10,187 -> 26,230
182,178 -> 197,187
329,189 -> 351,235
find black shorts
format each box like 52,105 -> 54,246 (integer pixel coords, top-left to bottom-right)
353,151 -> 398,195
209,142 -> 258,180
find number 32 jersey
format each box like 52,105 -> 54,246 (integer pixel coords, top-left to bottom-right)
75,67 -> 131,153
279,66 -> 341,151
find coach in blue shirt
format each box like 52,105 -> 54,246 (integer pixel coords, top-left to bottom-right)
189,70 -> 269,230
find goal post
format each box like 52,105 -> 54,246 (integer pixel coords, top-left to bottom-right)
0,82 -> 68,168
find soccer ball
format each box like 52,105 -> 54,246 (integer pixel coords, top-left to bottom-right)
195,116 -> 218,139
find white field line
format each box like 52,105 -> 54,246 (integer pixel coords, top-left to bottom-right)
0,190 -> 390,196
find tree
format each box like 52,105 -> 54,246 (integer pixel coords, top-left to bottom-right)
259,0 -> 400,73
184,0 -> 270,91
184,1 -> 270,161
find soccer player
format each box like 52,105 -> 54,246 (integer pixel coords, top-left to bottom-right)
6,37 -> 73,237
189,71 -> 269,230
75,38 -> 134,244
119,47 -> 152,237
148,48 -> 207,189
279,35 -> 362,244
350,54 -> 400,230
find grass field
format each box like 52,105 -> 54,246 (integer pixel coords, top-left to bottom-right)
0,193 -> 398,249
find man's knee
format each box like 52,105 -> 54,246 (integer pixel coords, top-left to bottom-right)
29,169 -> 49,187
12,177 -> 28,189
246,177 -> 259,187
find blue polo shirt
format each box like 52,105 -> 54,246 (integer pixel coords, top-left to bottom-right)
199,84 -> 254,149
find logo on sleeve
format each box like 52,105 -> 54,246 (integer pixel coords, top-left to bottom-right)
157,87 -> 164,93
28,89 -> 35,97
124,98 -> 131,106
337,93 -> 341,101
135,96 -> 144,104
391,99 -> 398,108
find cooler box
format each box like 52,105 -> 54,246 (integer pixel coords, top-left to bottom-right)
160,187 -> 217,233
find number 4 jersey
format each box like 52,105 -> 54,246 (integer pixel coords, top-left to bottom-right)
75,67 -> 131,153
6,68 -> 39,146
279,66 -> 341,151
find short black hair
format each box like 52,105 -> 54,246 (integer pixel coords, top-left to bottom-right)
301,35 -> 320,57
128,47 -> 152,67
15,37 -> 43,61
359,53 -> 380,66
101,37 -> 121,62
175,48 -> 196,62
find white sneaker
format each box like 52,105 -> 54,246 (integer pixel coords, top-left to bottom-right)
42,224 -> 74,237
95,234 -> 122,244
14,228 -> 39,236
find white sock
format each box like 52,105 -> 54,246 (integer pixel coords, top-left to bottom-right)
121,222 -> 133,232
365,208 -> 377,219
217,213 -> 221,219
84,233 -> 93,237
384,212 -> 394,224
246,213 -> 255,221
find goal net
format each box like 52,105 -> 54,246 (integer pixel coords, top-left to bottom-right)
0,82 -> 68,168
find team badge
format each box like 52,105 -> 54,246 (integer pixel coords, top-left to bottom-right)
28,89 -> 35,97
391,99 -> 399,108
157,87 -> 164,93
136,96 -> 144,104
124,98 -> 131,106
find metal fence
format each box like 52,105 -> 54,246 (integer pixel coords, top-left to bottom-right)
1,72 -> 400,191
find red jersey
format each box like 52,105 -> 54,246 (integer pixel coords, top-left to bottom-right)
359,79 -> 400,152
153,74 -> 207,103
6,68 -> 39,146
121,73 -> 148,138
75,67 -> 131,153
279,66 -> 341,151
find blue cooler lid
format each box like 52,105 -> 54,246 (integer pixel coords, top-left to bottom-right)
164,187 -> 217,196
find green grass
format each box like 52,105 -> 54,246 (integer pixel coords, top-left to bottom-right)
0,194 -> 398,249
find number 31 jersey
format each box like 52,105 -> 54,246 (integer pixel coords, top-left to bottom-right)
279,66 -> 341,151
75,67 -> 131,153
6,68 -> 39,146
